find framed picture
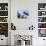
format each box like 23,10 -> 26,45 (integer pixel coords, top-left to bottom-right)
38,29 -> 46,37
0,23 -> 8,37
17,9 -> 30,19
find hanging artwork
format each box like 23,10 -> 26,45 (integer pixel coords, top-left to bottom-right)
17,8 -> 30,19
38,29 -> 46,37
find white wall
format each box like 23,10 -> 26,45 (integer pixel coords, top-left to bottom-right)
11,0 -> 38,30
11,0 -> 38,45
11,0 -> 46,46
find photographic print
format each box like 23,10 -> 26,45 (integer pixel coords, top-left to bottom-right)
38,3 -> 46,10
0,17 -> 8,22
38,17 -> 46,22
38,29 -> 46,37
17,9 -> 30,19
0,3 -> 8,10
0,23 -> 8,37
